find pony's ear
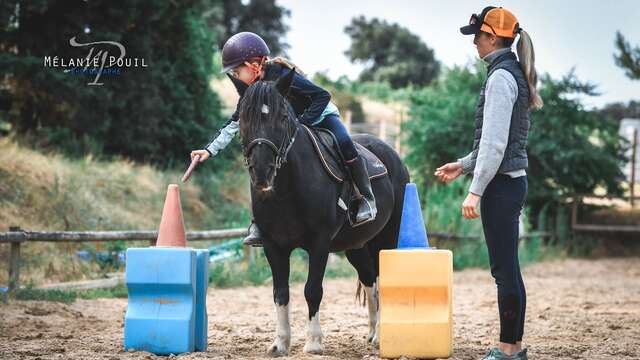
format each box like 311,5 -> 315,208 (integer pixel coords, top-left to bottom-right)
275,67 -> 296,97
227,74 -> 249,97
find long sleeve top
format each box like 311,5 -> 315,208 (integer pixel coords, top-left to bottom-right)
458,48 -> 526,196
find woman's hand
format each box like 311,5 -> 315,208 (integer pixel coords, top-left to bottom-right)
190,150 -> 210,162
434,162 -> 463,183
462,193 -> 481,219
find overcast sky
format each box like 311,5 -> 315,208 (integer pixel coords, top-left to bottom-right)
276,0 -> 640,108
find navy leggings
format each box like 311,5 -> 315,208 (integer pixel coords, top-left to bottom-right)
480,174 -> 528,344
313,114 -> 358,162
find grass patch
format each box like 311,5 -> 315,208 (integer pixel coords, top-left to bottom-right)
0,137 -> 250,286
13,287 -> 77,304
10,283 -> 128,304
209,249 -> 356,288
77,284 -> 128,300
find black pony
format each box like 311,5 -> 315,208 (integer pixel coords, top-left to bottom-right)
237,69 -> 410,356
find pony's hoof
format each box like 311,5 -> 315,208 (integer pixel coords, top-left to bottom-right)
303,341 -> 324,355
267,341 -> 288,357
367,331 -> 375,343
370,332 -> 379,347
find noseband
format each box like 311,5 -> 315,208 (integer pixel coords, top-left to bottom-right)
242,106 -> 298,174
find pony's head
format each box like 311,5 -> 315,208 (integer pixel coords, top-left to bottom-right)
238,68 -> 297,193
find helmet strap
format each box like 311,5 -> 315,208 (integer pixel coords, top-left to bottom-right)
245,57 -> 266,84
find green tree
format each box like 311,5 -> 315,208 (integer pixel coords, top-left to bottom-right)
0,0 -> 226,167
614,31 -> 640,80
218,0 -> 290,55
404,64 -> 626,223
344,16 -> 440,89
313,72 -> 365,123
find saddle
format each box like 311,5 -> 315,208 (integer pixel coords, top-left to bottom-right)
302,125 -> 388,183
302,125 -> 388,227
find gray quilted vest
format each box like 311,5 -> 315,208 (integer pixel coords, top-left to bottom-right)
472,51 -> 530,172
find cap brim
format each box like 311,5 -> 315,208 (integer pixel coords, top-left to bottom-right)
460,24 -> 480,35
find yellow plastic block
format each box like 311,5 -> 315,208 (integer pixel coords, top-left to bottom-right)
379,249 -> 453,359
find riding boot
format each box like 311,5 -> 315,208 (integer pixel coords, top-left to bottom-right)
346,155 -> 377,225
243,219 -> 264,247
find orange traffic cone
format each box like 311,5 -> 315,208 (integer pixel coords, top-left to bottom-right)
156,184 -> 187,247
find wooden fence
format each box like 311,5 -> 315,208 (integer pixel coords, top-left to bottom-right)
0,226 -> 248,292
0,226 -> 552,292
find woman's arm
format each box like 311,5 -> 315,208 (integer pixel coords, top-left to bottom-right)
469,69 -> 518,196
458,150 -> 477,175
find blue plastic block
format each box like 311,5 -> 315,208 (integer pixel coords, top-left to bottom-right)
194,249 -> 209,351
124,248 -> 196,355
397,183 -> 430,249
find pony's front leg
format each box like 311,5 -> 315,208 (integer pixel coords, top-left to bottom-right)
264,244 -> 292,357
303,247 -> 329,355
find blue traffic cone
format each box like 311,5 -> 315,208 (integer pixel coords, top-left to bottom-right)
397,183 -> 429,249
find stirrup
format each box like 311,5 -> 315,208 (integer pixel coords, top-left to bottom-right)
348,197 -> 376,227
243,223 -> 264,247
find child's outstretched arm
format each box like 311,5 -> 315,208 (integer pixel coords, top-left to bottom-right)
205,108 -> 240,157
190,105 -> 240,163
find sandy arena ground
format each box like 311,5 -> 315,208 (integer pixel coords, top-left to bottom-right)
1,258 -> 639,359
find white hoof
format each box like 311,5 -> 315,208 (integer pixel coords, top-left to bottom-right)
267,339 -> 289,357
371,331 -> 379,347
367,328 -> 376,343
303,340 -> 324,355
304,313 -> 324,354
268,304 -> 291,357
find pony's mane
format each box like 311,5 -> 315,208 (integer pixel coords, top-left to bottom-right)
239,81 -> 295,140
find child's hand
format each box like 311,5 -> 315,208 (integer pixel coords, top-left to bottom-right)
190,150 -> 210,162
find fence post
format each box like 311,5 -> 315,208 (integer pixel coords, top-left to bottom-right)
8,226 -> 21,292
571,197 -> 579,230
379,119 -> 387,142
344,110 -> 352,134
631,129 -> 637,208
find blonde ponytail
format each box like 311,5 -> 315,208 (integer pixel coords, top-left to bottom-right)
516,30 -> 543,110
267,56 -> 308,78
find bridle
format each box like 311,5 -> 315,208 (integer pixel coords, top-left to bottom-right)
242,101 -> 299,175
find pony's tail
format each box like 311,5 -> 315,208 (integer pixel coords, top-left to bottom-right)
355,280 -> 367,307
516,29 -> 543,110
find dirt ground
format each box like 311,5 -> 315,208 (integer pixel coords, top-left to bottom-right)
1,257 -> 639,360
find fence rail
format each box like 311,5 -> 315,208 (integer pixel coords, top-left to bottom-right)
1,226 -> 552,292
1,226 -> 249,292
571,195 -> 640,233
0,228 -> 249,243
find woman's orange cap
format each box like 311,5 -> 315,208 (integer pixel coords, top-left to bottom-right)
483,8 -> 519,38
461,6 -> 520,39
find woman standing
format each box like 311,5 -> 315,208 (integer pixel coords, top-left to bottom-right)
434,6 -> 543,360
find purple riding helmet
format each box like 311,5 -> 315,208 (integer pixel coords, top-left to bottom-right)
221,32 -> 271,73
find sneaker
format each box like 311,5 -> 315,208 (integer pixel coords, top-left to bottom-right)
480,348 -> 520,360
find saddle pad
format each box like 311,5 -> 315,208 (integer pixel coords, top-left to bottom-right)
302,125 -> 388,183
